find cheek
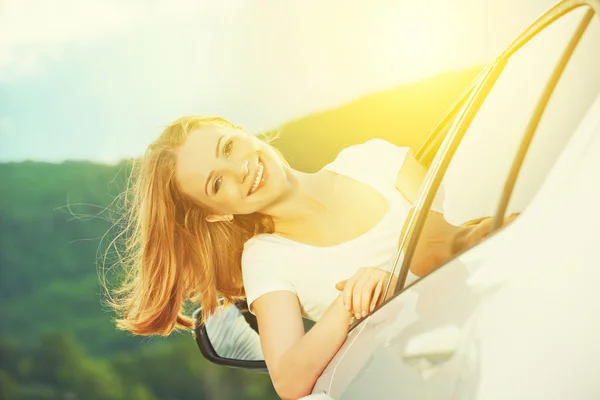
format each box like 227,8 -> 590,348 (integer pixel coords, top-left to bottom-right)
212,185 -> 245,213
263,143 -> 282,162
270,165 -> 288,191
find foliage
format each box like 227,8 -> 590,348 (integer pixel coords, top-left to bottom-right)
0,68 -> 480,399
0,332 -> 277,400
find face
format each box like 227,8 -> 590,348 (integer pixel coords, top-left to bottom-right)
175,125 -> 289,217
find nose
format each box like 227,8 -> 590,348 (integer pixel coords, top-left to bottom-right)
223,159 -> 249,182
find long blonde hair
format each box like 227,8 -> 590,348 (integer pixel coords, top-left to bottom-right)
107,116 -> 275,336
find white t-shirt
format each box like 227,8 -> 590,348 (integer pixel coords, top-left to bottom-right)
241,139 -> 444,321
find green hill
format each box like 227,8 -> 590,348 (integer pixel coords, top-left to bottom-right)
273,66 -> 481,171
0,66 -> 481,400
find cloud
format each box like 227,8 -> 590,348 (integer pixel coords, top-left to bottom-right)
0,116 -> 15,135
0,0 -> 131,81
0,116 -> 16,157
1,0 -> 560,163
0,0 -> 239,82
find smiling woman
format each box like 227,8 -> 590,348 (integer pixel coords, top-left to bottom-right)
175,122 -> 290,219
108,116 -> 280,335
107,114 -> 491,399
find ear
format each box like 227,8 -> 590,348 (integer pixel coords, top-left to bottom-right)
205,214 -> 234,223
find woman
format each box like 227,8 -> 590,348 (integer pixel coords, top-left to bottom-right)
109,115 -> 495,400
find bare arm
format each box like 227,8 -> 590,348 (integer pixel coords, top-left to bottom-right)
253,291 -> 352,400
394,149 -> 457,276
410,211 -> 520,277
410,210 -> 460,277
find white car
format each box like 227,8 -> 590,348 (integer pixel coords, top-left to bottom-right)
194,0 -> 600,398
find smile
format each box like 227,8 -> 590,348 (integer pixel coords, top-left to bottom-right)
248,159 -> 264,195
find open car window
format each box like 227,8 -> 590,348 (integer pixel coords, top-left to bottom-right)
499,9 -> 600,221
391,6 -> 599,289
394,65 -> 487,206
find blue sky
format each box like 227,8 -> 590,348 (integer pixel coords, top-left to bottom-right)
0,0 -> 556,163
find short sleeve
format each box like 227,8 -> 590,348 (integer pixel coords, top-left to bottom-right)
431,184 -> 446,214
242,238 -> 297,314
328,139 -> 410,188
330,139 -> 446,213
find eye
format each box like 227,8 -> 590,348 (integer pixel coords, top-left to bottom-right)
213,176 -> 223,194
223,140 -> 234,157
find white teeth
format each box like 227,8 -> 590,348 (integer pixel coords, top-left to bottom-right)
249,161 -> 263,195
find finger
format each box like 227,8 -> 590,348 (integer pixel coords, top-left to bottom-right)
335,281 -> 346,291
361,276 -> 380,317
353,276 -> 370,319
370,280 -> 384,312
343,278 -> 357,312
465,223 -> 489,248
343,270 -> 365,312
505,213 -> 519,225
341,281 -> 352,311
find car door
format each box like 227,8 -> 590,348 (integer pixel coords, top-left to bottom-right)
311,2 -> 600,398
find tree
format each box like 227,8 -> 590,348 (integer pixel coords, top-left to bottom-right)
29,332 -> 124,400
0,371 -> 19,400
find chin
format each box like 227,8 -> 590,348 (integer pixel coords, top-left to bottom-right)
248,185 -> 286,215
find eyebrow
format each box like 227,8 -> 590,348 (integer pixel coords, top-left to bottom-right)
204,135 -> 224,196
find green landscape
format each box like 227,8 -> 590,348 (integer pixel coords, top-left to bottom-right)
0,67 -> 480,400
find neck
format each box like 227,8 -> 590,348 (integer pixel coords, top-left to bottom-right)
261,168 -> 329,228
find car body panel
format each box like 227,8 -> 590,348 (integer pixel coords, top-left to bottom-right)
192,2 -> 600,398
313,88 -> 600,398
313,2 -> 600,396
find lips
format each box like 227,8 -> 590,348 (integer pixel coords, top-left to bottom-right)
248,158 -> 264,196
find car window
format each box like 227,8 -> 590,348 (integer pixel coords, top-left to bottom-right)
502,12 -> 600,219
335,7 -> 599,400
403,8 -> 590,276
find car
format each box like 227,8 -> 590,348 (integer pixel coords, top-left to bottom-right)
193,0 -> 600,398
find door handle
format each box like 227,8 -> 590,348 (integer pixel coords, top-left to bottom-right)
402,325 -> 461,379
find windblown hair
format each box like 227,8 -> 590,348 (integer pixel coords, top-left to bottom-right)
106,116 -> 275,336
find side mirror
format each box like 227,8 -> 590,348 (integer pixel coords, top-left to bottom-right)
192,301 -> 268,372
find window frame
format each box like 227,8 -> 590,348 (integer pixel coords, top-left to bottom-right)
491,8 -> 596,229
387,0 -> 600,298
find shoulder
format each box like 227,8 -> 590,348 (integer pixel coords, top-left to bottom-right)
241,235 -> 277,274
242,234 -> 285,263
241,235 -> 297,311
336,138 -> 408,161
328,139 -> 410,184
333,139 -> 409,169
242,234 -> 297,278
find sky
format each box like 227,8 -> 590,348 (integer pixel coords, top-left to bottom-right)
0,0 -> 559,163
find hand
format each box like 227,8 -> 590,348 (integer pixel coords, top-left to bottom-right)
335,267 -> 390,320
459,213 -> 520,251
